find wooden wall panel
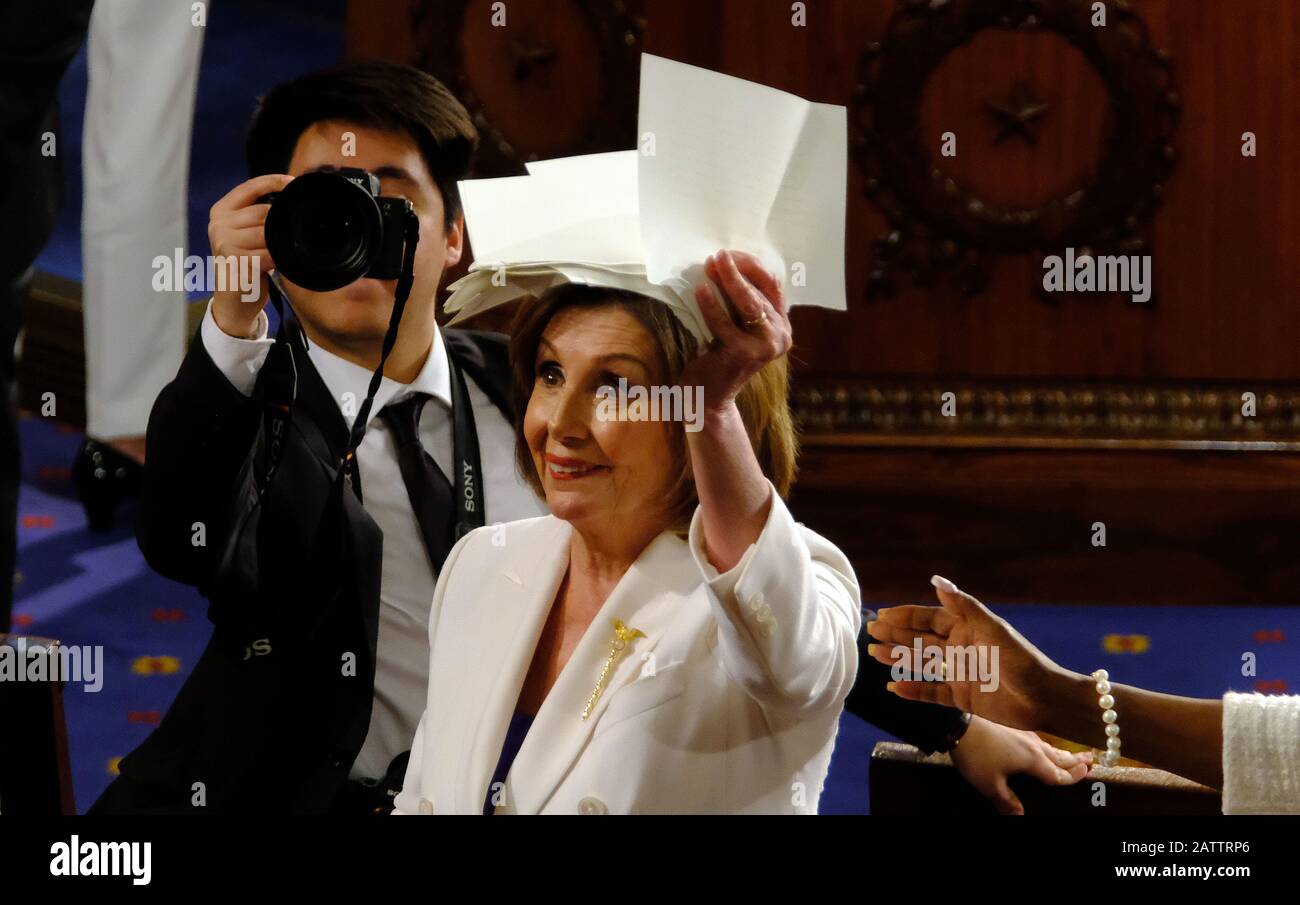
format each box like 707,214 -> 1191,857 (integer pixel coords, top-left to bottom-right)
353,0 -> 1300,383
791,445 -> 1300,606
630,0 -> 1300,384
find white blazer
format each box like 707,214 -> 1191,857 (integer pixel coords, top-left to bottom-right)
393,488 -> 862,814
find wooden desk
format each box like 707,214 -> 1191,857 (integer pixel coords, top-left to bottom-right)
870,741 -> 1221,816
0,634 -> 75,814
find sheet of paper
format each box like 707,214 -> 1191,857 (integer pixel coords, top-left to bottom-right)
445,262 -> 703,333
637,53 -> 847,311
523,150 -> 636,185
459,150 -> 643,265
450,56 -> 849,341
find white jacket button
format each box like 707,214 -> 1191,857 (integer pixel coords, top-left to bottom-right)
418,797 -> 434,815
578,796 -> 607,815
746,593 -> 775,635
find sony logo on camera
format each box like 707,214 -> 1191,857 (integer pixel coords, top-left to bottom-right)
338,169 -> 381,194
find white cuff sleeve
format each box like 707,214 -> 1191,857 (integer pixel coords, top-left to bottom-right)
1222,692 -> 1300,814
199,298 -> 273,397
687,485 -> 861,713
687,497 -> 764,594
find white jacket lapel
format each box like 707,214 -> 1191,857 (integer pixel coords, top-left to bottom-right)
447,518 -> 572,813
505,530 -> 700,814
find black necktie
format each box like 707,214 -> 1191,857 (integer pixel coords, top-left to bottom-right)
378,393 -> 456,574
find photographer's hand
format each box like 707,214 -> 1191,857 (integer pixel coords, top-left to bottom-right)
209,173 -> 293,338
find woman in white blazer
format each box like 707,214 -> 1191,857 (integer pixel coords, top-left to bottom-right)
394,249 -> 861,814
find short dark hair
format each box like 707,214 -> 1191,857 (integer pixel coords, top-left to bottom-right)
245,60 -> 478,228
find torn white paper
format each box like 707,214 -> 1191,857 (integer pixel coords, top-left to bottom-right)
637,53 -> 847,311
446,54 -> 848,341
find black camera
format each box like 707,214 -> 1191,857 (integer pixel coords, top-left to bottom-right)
261,167 -> 417,292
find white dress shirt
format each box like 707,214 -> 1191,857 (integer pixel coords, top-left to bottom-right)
199,300 -> 546,780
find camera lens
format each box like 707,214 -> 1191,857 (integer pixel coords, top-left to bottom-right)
264,172 -> 383,292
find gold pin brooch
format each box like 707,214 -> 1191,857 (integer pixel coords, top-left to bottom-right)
581,619 -> 646,720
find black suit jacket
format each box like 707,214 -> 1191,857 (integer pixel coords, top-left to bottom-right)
0,1 -> 93,633
91,318 -> 512,813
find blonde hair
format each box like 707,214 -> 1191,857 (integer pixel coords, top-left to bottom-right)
509,284 -> 798,529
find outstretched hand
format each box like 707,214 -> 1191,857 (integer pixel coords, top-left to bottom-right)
865,575 -> 1067,731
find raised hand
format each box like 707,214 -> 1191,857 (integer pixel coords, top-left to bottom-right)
682,249 -> 791,572
208,173 -> 294,338
682,249 -> 792,417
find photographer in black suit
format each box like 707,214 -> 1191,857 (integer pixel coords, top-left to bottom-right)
91,61 -> 545,813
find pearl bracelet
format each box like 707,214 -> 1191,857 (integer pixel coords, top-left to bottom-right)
1092,669 -> 1122,767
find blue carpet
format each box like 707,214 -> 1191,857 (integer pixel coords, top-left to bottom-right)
14,415 -> 207,811
14,416 -> 1300,813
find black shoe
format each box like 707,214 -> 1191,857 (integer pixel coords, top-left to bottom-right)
73,438 -> 142,532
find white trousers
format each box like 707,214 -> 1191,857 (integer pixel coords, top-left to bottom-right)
82,0 -> 206,438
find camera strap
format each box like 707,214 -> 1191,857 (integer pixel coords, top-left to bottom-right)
338,212 -> 422,496
252,211 -> 421,502
213,204 -> 428,660
258,281 -> 298,498
447,349 -> 486,540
